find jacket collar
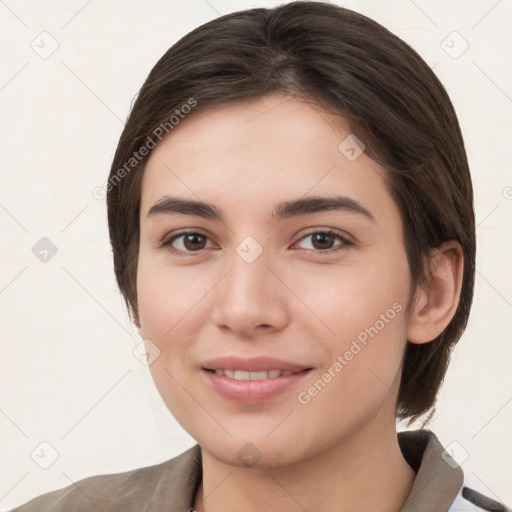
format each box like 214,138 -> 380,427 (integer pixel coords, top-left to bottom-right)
398,429 -> 463,511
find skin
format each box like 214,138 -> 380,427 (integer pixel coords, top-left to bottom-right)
136,94 -> 463,512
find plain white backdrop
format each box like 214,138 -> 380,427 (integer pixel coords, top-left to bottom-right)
1,0 -> 511,509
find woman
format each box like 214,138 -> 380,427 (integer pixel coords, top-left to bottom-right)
10,2 -> 510,511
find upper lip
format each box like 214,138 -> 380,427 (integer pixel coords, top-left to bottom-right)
202,356 -> 312,373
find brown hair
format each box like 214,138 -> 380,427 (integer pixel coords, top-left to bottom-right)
106,1 -> 475,424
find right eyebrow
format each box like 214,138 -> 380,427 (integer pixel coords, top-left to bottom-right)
147,196 -> 223,220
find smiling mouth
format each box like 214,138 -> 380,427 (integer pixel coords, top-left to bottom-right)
202,364 -> 313,403
206,368 -> 311,380
205,369 -> 311,380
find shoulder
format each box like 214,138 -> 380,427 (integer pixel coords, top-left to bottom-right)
8,444 -> 201,512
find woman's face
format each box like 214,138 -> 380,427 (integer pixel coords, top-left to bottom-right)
137,94 -> 413,467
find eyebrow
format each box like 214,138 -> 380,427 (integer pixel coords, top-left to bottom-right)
147,195 -> 375,223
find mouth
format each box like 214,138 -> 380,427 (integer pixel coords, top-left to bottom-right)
204,368 -> 309,380
200,357 -> 313,403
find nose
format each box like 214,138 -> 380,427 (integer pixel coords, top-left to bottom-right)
210,244 -> 289,338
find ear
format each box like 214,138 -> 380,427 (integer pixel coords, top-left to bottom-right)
407,241 -> 464,344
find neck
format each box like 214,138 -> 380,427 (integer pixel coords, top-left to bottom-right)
193,418 -> 416,512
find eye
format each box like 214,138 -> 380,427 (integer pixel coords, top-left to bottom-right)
160,230 -> 214,256
294,229 -> 353,254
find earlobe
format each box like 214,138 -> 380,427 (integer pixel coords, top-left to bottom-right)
407,241 -> 464,344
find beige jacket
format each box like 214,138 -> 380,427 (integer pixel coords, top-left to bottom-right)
9,429 -> 510,511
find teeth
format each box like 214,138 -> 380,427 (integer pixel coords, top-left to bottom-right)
212,369 -> 298,380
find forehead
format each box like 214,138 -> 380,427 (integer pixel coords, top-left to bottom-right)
147,95 -> 351,164
139,94 -> 398,227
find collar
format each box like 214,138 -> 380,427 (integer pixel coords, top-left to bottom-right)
397,429 -> 463,511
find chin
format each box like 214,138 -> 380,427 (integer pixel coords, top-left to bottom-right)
197,430 -> 311,469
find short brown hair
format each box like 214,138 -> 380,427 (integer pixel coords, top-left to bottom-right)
106,1 -> 475,424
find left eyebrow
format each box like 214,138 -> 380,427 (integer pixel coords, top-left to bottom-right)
146,195 -> 375,223
273,196 -> 375,223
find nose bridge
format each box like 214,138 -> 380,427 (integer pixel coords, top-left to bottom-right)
224,236 -> 273,303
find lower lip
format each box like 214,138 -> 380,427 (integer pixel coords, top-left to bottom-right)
202,369 -> 311,403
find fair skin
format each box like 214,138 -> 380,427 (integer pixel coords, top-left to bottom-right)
136,94 -> 463,512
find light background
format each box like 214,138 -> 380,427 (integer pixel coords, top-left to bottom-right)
1,0 -> 511,509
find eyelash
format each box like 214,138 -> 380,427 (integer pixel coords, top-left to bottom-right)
159,229 -> 353,257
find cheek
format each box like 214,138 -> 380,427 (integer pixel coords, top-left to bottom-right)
289,252 -> 410,345
137,261 -> 202,428
295,249 -> 410,398
136,251 -> 211,341
136,255 -> 212,410
296,304 -> 408,446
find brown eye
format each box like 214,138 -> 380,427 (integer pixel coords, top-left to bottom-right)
161,231 -> 213,255
296,229 -> 353,254
181,233 -> 208,251
310,232 -> 336,250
